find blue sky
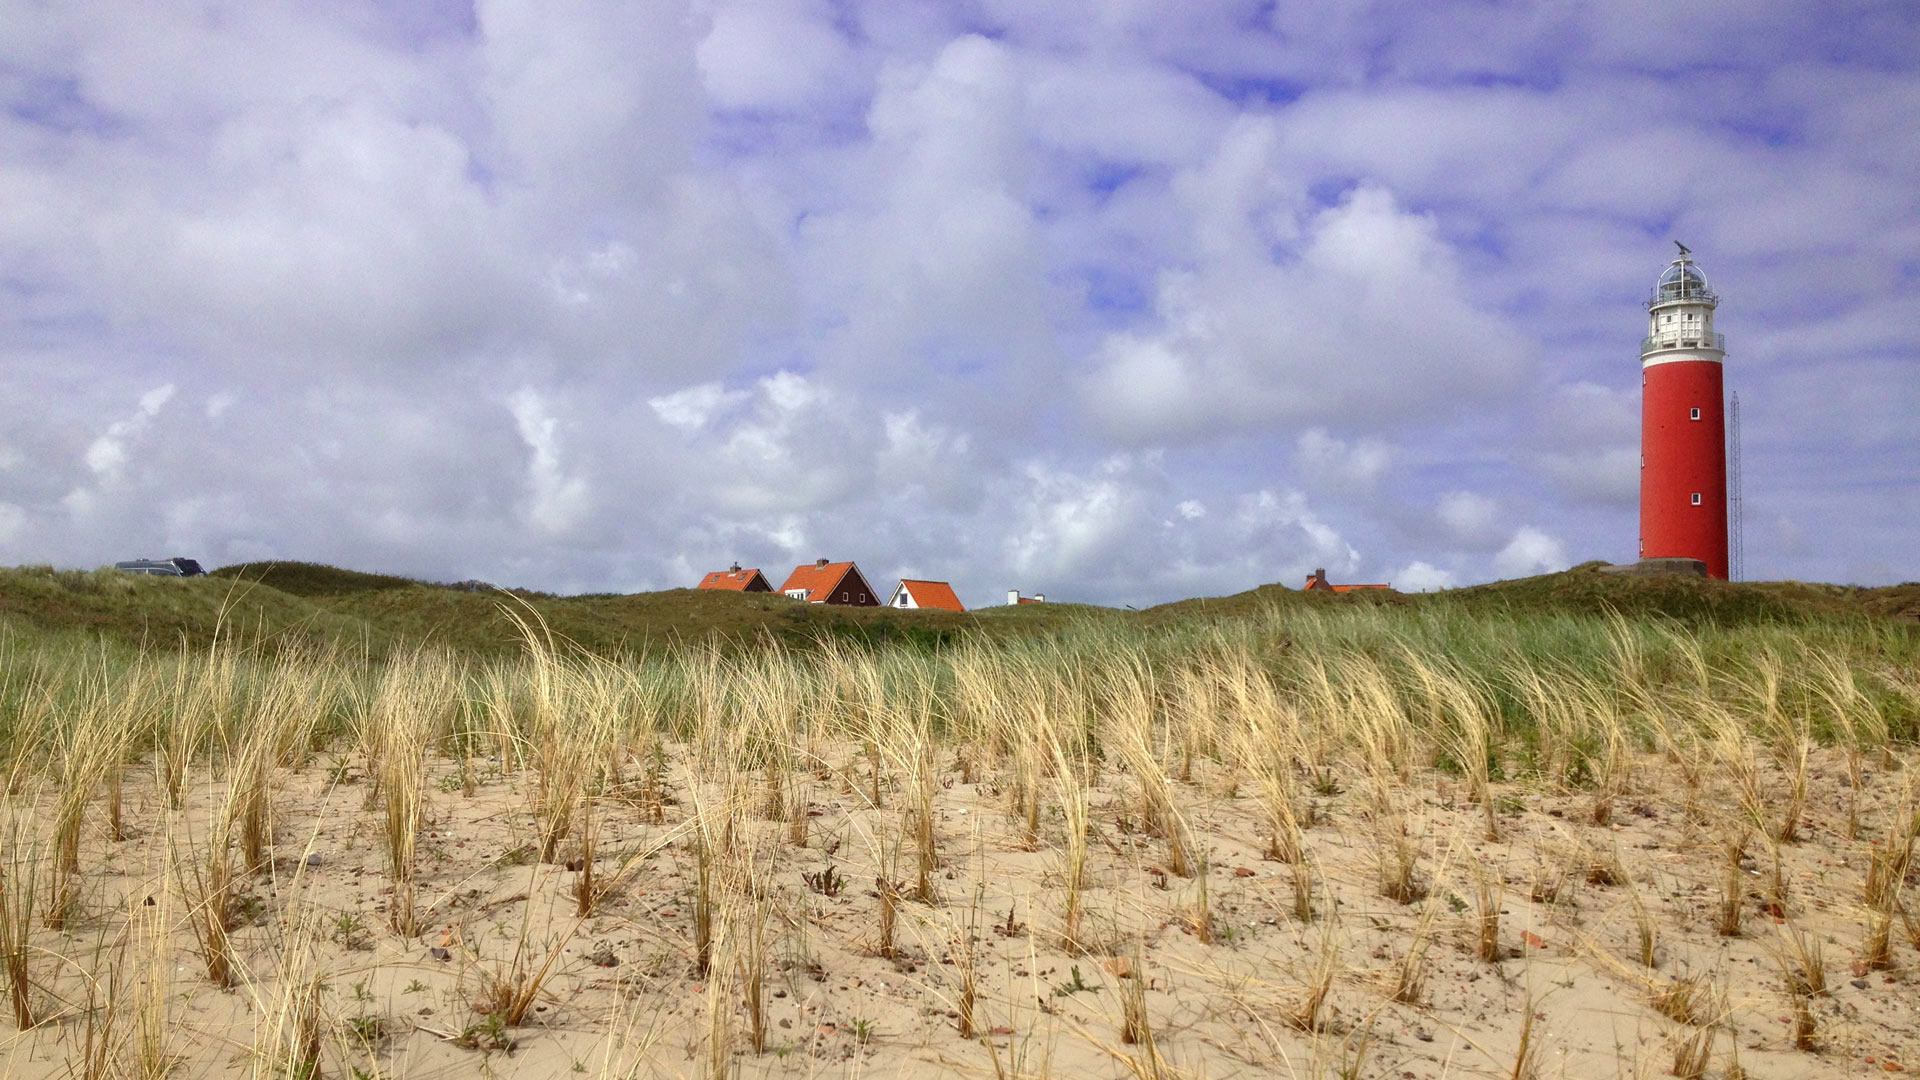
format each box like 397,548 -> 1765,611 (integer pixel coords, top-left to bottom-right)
1,1 -> 1914,605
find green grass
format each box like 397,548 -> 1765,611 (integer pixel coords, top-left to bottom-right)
0,563 -> 1024,662
2,559 -> 1915,679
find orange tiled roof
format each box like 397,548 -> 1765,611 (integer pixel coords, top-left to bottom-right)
697,568 -> 768,591
1304,570 -> 1389,592
778,561 -> 856,602
898,579 -> 965,612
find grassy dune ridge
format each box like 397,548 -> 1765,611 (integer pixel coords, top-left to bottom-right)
1,563 -> 1918,1077
3,558 -> 1916,663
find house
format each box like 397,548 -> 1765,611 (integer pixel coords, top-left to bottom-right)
696,563 -> 772,592
888,579 -> 965,612
778,559 -> 881,606
1302,568 -> 1389,593
1005,590 -> 1047,605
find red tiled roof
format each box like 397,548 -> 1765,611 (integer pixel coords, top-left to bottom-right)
897,579 -> 965,612
697,568 -> 769,591
1303,570 -> 1389,592
778,561 -> 856,602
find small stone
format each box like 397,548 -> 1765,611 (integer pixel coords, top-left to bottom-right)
428,947 -> 451,961
305,854 -> 324,867
1415,1027 -> 1434,1042
1233,867 -> 1256,877
1853,978 -> 1870,989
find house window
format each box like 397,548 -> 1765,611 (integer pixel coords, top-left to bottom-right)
1690,492 -> 1702,506
1689,407 -> 1701,420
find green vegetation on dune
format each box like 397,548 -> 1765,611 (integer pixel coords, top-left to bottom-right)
1,556 -> 1917,1078
0,563 -> 1048,661
1143,561 -> 1920,628
1,560 -> 1914,672
207,560 -> 430,598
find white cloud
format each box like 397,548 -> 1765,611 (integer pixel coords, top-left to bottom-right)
508,388 -> 591,536
1005,456 -> 1142,580
1086,183 -> 1531,442
1394,561 -> 1457,593
696,0 -> 857,112
649,383 -> 749,432
77,384 -> 175,486
1295,429 -> 1393,490
1492,526 -> 1570,580
1435,491 -> 1504,549
0,4 -> 1911,595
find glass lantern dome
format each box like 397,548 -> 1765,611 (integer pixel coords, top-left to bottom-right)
1654,259 -> 1714,304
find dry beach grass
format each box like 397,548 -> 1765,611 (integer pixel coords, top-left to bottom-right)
1,594 -> 1918,1079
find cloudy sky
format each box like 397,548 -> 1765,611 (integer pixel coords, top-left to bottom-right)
2,2 -> 1915,606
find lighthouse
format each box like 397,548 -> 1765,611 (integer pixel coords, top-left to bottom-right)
1638,245 -> 1729,579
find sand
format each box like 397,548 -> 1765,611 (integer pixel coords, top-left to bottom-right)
3,744 -> 1917,1079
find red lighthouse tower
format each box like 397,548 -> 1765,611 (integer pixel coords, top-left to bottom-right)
1639,245 -> 1728,579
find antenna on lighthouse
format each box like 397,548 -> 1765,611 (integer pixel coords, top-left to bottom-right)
1729,390 -> 1744,581
1675,240 -> 1691,256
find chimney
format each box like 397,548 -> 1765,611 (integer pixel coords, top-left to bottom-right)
729,562 -> 741,573
815,557 -> 829,568
1007,589 -> 1019,606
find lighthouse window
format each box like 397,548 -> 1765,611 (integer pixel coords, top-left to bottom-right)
1690,492 -> 1702,506
1689,407 -> 1701,420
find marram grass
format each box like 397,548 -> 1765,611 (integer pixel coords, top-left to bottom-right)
0,593 -> 1914,1078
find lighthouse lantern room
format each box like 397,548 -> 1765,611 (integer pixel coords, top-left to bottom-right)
1639,245 -> 1729,579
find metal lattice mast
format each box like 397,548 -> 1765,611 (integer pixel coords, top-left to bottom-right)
1729,390 -> 1744,581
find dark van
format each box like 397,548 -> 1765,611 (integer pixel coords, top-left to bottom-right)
114,557 -> 206,577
